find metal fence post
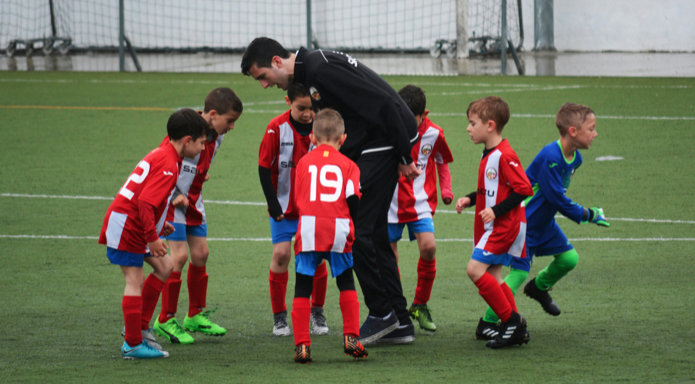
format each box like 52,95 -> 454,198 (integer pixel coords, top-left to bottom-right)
119,0 -> 125,71
501,0 -> 507,75
534,0 -> 555,51
306,0 -> 312,49
456,0 -> 469,59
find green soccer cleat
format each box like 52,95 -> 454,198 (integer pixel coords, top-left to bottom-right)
184,308 -> 227,336
154,317 -> 194,344
409,304 -> 437,333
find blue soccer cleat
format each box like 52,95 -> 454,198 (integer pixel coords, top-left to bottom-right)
121,340 -> 170,360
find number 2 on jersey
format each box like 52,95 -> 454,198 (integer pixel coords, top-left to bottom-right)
119,161 -> 150,200
308,164 -> 343,202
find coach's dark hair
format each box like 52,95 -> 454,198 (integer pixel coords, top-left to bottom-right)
398,85 -> 426,116
467,96 -> 510,133
556,102 -> 595,136
241,37 -> 291,76
167,108 -> 208,141
204,87 -> 243,115
287,82 -> 310,102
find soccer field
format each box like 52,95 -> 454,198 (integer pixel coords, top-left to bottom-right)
1,71 -> 694,383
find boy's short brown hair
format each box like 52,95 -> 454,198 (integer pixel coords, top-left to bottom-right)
467,96 -> 510,132
556,103 -> 595,136
313,108 -> 344,142
204,87 -> 243,115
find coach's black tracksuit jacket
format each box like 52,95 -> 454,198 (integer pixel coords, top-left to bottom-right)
292,47 -> 419,164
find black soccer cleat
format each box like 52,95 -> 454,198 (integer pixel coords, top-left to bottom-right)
344,335 -> 369,359
475,318 -> 499,341
485,312 -> 530,349
357,310 -> 400,346
524,278 -> 561,316
294,344 -> 312,364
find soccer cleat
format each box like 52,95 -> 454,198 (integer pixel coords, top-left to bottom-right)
121,340 -> 169,360
524,278 -> 562,316
294,344 -> 312,364
485,312 -> 529,349
409,304 -> 437,333
344,335 -> 368,359
121,327 -> 163,351
310,307 -> 329,335
153,317 -> 194,344
184,308 -> 227,336
357,310 -> 399,346
273,311 -> 292,337
376,323 -> 416,345
475,318 -> 499,341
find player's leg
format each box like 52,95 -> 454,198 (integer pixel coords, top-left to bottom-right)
409,222 -> 438,332
310,259 -> 329,335
335,266 -> 368,359
387,222 -> 405,266
292,252 -> 317,364
183,230 -> 226,336
524,227 -> 574,316
141,254 -> 173,336
268,217 -> 295,336
479,254 -> 531,339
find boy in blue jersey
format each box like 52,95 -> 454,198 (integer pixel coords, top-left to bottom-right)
476,102 -> 610,339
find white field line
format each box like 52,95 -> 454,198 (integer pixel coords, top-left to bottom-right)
429,112 -> 695,120
438,85 -> 588,95
1,234 -> 693,242
3,192 -> 695,225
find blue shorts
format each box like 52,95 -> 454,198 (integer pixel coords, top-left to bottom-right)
511,223 -> 574,272
388,218 -> 435,243
295,251 -> 353,278
107,247 -> 151,267
162,222 -> 207,241
471,248 -> 513,267
269,218 -> 298,244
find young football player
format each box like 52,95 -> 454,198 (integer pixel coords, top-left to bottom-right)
291,108 -> 367,363
99,108 -> 208,359
456,96 -> 533,349
152,88 -> 243,345
476,103 -> 609,339
388,85 -> 453,334
258,82 -> 329,337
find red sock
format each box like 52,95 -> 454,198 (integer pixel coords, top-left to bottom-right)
123,295 -> 143,346
501,282 -> 518,313
311,263 -> 328,308
291,297 -> 311,346
141,274 -> 165,330
187,264 -> 208,317
413,257 -> 436,305
339,290 -> 360,338
474,272 -> 512,322
269,270 -> 288,314
158,271 -> 182,323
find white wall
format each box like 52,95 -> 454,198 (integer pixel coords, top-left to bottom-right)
521,0 -> 695,52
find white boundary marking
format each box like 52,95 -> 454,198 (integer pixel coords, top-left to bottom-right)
1,234 -> 693,242
3,192 -> 694,225
429,112 -> 695,121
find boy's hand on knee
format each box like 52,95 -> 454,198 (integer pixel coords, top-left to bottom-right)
148,239 -> 169,257
588,207 -> 610,227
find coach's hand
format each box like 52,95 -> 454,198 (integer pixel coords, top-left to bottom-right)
148,239 -> 169,258
588,207 -> 610,227
172,194 -> 189,208
399,162 -> 422,181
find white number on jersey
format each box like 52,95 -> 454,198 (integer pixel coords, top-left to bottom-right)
118,161 -> 150,200
308,164 -> 343,202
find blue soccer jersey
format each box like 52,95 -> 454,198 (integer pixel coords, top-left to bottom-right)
524,140 -> 586,246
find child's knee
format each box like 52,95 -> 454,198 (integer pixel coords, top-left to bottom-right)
557,249 -> 579,271
419,243 -> 436,260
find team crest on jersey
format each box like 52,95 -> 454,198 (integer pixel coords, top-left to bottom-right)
310,87 -> 321,101
421,144 -> 432,155
486,167 -> 498,180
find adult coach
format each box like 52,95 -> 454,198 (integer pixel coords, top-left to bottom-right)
241,37 -> 421,345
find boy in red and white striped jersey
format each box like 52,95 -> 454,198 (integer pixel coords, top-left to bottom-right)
153,88 -> 243,345
456,96 -> 533,349
290,108 -> 367,364
99,109 -> 208,359
388,85 -> 454,334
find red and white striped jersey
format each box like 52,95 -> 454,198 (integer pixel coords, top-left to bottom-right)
473,139 -> 533,258
294,145 -> 361,254
99,142 -> 181,253
259,110 -> 313,220
161,131 -> 225,226
389,117 -> 453,223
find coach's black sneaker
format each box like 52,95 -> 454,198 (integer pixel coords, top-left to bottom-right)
376,323 -> 415,345
524,278 -> 561,316
485,312 -> 529,349
294,344 -> 312,364
475,318 -> 499,341
357,310 -> 400,346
